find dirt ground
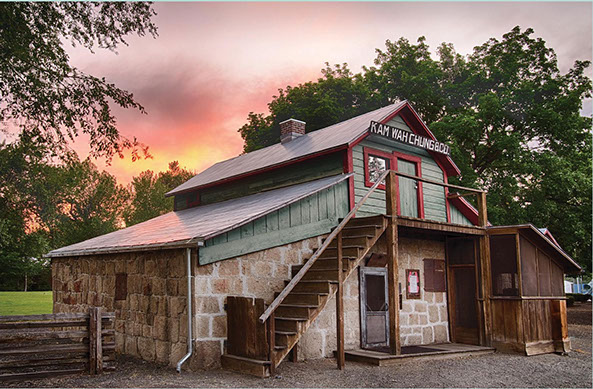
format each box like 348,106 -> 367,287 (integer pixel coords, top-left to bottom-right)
7,302 -> 592,388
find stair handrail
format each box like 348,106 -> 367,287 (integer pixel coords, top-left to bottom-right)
259,169 -> 391,323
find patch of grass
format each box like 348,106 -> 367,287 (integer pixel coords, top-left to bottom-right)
0,291 -> 53,316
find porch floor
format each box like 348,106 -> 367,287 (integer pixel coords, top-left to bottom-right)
343,343 -> 496,366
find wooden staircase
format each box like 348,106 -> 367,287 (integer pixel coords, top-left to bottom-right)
221,215 -> 387,377
221,170 -> 392,377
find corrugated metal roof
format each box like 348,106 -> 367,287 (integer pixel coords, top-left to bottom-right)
167,102 -> 406,196
46,174 -> 351,258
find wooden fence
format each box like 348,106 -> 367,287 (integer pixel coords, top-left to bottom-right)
0,307 -> 115,381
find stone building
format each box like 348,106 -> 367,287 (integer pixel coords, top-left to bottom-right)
48,101 -> 581,376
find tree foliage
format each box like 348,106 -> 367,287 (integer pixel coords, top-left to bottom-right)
124,161 -> 194,226
0,136 -> 129,290
238,27 -> 592,272
0,2 -> 157,161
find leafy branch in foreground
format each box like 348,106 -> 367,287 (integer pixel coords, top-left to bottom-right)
0,2 -> 157,161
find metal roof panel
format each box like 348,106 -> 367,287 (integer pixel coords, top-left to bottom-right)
46,174 -> 351,258
167,102 -> 405,196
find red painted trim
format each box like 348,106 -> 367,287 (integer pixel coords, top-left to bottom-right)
169,145 -> 348,197
344,148 -> 355,210
363,147 -> 393,190
394,105 -> 461,177
443,175 -> 452,223
349,131 -> 369,149
449,196 -> 480,226
393,152 -> 424,219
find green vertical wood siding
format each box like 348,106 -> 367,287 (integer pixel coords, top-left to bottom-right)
450,204 -> 473,226
198,181 -> 349,265
176,153 -> 344,210
353,115 -> 448,221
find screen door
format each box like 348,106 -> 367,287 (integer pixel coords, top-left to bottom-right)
360,267 -> 390,349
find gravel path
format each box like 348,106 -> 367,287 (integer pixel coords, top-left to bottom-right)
7,302 -> 592,388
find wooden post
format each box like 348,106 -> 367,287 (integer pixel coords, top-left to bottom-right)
336,231 -> 345,370
475,191 -> 493,346
89,307 -> 102,374
476,192 -> 488,227
268,312 -> 275,376
290,342 -> 298,362
385,171 -> 401,355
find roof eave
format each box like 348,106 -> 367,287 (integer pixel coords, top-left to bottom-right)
165,144 -> 349,197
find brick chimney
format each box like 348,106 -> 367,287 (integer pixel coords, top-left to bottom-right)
280,118 -> 306,144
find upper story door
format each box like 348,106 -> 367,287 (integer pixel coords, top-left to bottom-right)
394,153 -> 424,219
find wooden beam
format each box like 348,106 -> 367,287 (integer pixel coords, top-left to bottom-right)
336,231 -> 345,370
394,171 -> 484,194
385,171 -> 401,355
446,192 -> 478,199
476,192 -> 488,227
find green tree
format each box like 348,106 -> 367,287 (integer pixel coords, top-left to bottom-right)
239,63 -> 381,152
124,161 -> 194,226
0,2 -> 157,161
238,27 -> 592,272
0,136 -> 129,290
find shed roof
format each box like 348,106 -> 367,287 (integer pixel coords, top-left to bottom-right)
167,101 -> 459,197
46,174 -> 351,258
488,224 -> 581,274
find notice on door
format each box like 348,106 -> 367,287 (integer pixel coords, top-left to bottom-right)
407,269 -> 421,299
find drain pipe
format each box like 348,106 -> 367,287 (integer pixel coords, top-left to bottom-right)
176,244 -> 200,372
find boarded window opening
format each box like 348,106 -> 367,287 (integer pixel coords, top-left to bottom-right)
490,234 -> 519,296
115,273 -> 128,301
424,258 -> 446,292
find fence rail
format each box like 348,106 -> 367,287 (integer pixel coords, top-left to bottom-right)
0,307 -> 114,381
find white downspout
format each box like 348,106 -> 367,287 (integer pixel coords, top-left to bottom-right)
176,246 -> 198,372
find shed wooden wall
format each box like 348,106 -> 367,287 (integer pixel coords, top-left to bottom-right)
198,181 -> 349,265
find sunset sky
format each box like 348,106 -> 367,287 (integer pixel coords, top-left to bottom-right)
63,2 -> 593,184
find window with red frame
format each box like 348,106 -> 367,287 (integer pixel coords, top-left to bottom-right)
364,148 -> 392,189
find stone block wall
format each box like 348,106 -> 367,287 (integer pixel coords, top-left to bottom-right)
190,235 -> 329,369
52,233 -> 450,370
397,237 -> 449,345
52,249 -> 190,367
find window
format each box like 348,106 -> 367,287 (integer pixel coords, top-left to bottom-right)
115,273 -> 128,301
368,155 -> 390,183
364,148 -> 392,189
489,234 -> 519,296
424,259 -> 446,292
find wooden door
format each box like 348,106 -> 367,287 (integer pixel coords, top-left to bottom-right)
447,238 -> 480,345
360,267 -> 390,350
397,159 -> 419,218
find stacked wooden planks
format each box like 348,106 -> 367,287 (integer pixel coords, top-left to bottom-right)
0,308 -> 115,381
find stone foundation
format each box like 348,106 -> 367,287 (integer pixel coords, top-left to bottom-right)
52,233 -> 450,370
52,249 -> 190,367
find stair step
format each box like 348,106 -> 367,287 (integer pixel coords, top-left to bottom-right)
342,225 -> 383,236
275,316 -> 305,332
275,330 -> 297,336
291,264 -> 347,277
221,354 -> 271,378
302,269 -> 339,281
319,246 -> 361,258
345,215 -> 385,227
275,331 -> 297,346
276,304 -> 315,319
288,280 -> 335,294
277,292 -> 322,305
326,235 -> 374,247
